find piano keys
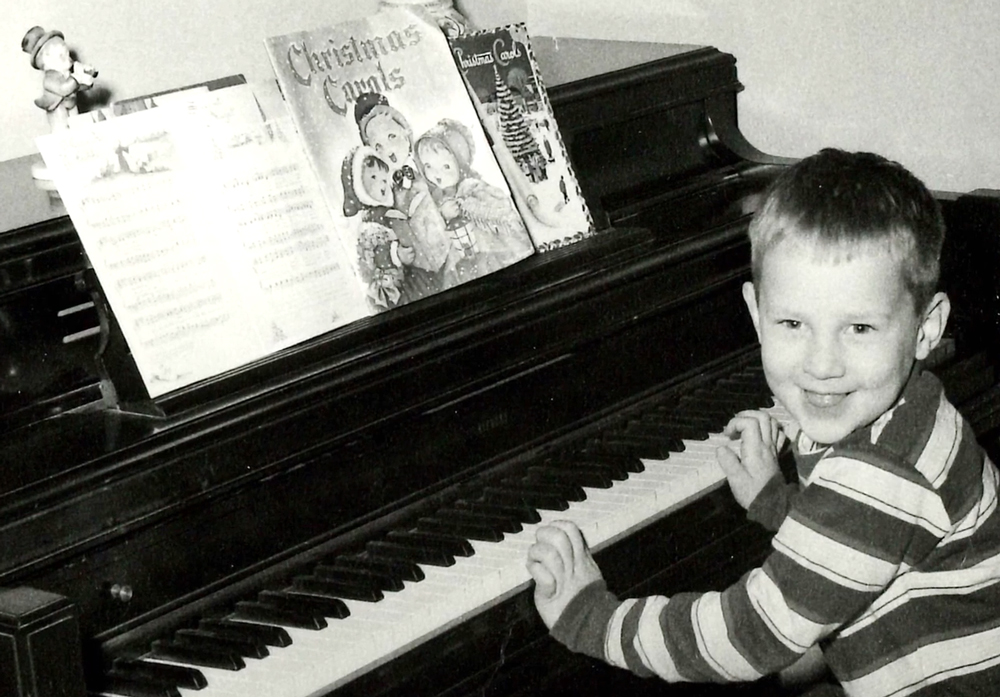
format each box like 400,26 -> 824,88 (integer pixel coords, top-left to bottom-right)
2,38 -> 999,697
92,360 -> 781,697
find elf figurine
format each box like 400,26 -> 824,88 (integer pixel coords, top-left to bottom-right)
22,26 -> 98,132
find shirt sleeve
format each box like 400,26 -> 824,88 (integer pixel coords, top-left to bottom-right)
547,452 -> 947,684
747,473 -> 798,532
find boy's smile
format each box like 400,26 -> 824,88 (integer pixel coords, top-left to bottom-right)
743,238 -> 948,445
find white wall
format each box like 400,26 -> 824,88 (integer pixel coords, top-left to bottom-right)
6,1 -> 998,192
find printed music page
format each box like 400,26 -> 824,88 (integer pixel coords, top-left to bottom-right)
37,91 -> 370,398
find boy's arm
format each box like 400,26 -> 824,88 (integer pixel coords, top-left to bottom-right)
746,473 -> 798,532
530,450 -> 935,684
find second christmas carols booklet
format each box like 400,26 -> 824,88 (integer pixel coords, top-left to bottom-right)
265,8 -> 535,312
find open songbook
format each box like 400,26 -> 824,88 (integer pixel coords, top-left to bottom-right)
36,8 -> 587,401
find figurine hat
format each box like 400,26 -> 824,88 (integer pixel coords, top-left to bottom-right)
22,26 -> 65,69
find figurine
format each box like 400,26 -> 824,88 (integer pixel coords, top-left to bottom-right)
377,0 -> 472,37
22,26 -> 98,132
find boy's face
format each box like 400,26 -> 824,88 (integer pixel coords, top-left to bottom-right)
362,161 -> 392,207
743,238 -> 949,445
365,114 -> 409,167
419,143 -> 460,189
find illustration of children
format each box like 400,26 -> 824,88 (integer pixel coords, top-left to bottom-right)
342,146 -> 441,309
415,119 -> 534,281
354,93 -> 456,287
22,26 -> 98,132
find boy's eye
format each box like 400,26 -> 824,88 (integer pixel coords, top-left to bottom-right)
778,319 -> 801,330
850,324 -> 874,335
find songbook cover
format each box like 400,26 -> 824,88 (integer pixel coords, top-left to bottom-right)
448,23 -> 595,251
264,8 -> 535,312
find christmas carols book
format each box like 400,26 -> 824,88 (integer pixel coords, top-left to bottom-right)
264,8 -> 535,312
448,24 -> 595,251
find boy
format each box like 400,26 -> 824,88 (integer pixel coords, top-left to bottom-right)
527,149 -> 1000,696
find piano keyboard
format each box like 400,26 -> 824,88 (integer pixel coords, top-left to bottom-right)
98,367 -> 791,697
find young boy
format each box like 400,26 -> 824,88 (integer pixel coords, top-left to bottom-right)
527,149 -> 1000,696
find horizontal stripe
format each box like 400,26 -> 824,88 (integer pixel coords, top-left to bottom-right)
766,553 -> 876,624
605,598 -> 639,670
838,553 -> 1000,641
841,624 -> 1000,697
912,393 -> 961,488
744,567 -> 834,651
793,484 -> 942,569
634,596 -> 686,681
829,588 -> 1000,679
775,517 -> 898,591
811,456 -> 951,536
693,593 -> 763,681
940,458 -> 998,546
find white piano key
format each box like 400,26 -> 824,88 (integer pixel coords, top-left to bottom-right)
151,402 -> 790,696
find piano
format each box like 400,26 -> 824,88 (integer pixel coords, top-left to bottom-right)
2,38 -> 998,697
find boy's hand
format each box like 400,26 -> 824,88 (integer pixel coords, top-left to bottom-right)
716,410 -> 785,509
527,521 -> 603,630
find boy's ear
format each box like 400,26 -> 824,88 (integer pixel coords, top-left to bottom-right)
741,281 -> 762,340
915,292 -> 951,360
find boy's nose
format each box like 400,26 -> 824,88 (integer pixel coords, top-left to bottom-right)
803,335 -> 846,379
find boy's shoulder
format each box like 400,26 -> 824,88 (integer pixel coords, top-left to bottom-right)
824,370 -> 946,472
825,370 -> 984,493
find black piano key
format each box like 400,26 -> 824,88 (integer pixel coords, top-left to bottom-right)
482,485 -> 568,511
258,589 -> 352,619
367,539 -> 456,567
175,628 -> 269,659
149,638 -> 246,671
96,674 -> 182,697
566,451 -> 645,474
587,434 -> 674,460
543,458 -> 630,481
453,499 -> 542,524
199,617 -> 292,647
620,422 -> 687,449
231,600 -> 328,630
313,562 -> 407,591
291,575 -> 384,602
632,415 -> 713,440
525,465 -> 614,490
387,529 -> 476,557
336,553 -> 425,582
436,506 -> 523,533
415,516 -> 505,543
110,657 -> 207,690
504,477 -> 587,503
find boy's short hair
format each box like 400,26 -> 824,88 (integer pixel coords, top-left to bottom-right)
748,148 -> 945,312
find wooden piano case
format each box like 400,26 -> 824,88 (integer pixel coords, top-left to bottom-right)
1,39 -> 997,697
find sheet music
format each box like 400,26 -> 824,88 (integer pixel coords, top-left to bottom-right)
38,90 -> 369,398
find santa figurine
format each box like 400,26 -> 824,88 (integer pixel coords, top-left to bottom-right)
22,25 -> 98,133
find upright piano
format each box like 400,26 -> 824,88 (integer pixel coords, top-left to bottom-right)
1,39 -> 998,697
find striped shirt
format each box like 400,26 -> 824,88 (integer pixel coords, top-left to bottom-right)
550,370 -> 1000,696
